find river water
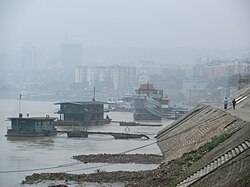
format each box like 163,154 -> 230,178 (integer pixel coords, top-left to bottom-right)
0,99 -> 172,187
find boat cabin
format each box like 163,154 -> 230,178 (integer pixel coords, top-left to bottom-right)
135,83 -> 158,96
7,115 -> 57,137
55,101 -> 111,126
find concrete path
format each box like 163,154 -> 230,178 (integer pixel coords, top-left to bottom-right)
211,103 -> 250,122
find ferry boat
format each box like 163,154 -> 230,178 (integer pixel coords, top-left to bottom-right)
133,83 -> 170,120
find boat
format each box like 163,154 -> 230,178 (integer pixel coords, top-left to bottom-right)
67,131 -> 88,138
110,133 -> 150,139
6,114 -> 57,137
119,121 -> 162,127
164,107 -> 188,119
133,83 -> 170,120
54,100 -> 112,126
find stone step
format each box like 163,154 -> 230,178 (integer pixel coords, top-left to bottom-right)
235,147 -> 241,154
176,139 -> 250,187
213,159 -> 218,168
238,145 -> 244,152
245,140 -> 250,147
217,157 -> 222,165
231,149 -> 237,157
241,142 -> 248,150
202,166 -> 208,173
200,168 -> 208,176
224,153 -> 229,160
192,173 -> 199,180
227,152 -> 233,159
210,162 -> 215,170
179,178 -> 192,186
220,155 -> 226,164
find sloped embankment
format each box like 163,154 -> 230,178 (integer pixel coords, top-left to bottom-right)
156,104 -> 250,186
156,104 -> 246,162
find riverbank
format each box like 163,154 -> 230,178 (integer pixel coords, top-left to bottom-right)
23,163 -> 174,187
23,145 -> 214,187
73,153 -> 164,164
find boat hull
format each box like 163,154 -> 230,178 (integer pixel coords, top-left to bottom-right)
6,130 -> 57,137
55,119 -> 111,126
67,131 -> 88,138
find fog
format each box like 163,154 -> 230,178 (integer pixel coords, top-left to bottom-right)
1,0 -> 250,50
0,0 -> 250,106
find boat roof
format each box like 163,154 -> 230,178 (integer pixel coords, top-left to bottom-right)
161,97 -> 171,101
136,83 -> 156,90
7,117 -> 57,121
54,101 -> 107,105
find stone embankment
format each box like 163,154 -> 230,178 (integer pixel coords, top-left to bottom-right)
155,85 -> 250,186
156,104 -> 246,162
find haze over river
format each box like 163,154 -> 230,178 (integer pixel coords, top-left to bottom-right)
0,99 -> 172,186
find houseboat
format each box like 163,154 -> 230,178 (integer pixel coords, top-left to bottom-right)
6,114 -> 57,137
54,101 -> 112,126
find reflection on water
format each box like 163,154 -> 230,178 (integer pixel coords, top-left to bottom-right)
7,137 -> 55,145
0,99 -> 173,187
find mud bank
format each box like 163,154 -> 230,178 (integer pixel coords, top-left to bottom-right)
22,153 -> 176,186
73,154 -> 164,164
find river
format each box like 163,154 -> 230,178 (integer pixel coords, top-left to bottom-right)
0,99 -> 172,187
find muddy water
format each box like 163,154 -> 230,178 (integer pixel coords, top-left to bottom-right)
0,99 -> 172,186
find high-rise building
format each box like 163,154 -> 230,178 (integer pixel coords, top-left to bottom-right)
61,42 -> 82,69
0,52 -> 5,82
75,65 -> 137,92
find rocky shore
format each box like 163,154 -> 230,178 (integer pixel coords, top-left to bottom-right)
22,153 -> 191,187
23,134 -> 231,186
73,153 -> 164,164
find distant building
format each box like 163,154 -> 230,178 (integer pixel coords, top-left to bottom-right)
182,79 -> 207,105
193,58 -> 250,81
61,42 -> 82,69
21,43 -> 37,70
75,65 -> 137,92
0,52 -> 5,82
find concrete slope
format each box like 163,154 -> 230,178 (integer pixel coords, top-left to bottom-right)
156,105 -> 246,162
175,123 -> 250,187
177,123 -> 250,187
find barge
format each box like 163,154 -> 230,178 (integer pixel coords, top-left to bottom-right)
55,101 -> 111,126
6,114 -> 57,137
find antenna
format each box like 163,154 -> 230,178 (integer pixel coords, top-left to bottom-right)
93,86 -> 96,101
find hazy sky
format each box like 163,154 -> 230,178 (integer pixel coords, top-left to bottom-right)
0,0 -> 250,50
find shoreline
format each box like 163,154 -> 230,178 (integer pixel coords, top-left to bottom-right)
73,153 -> 164,164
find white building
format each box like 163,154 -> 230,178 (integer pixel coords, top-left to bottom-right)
75,65 -> 137,92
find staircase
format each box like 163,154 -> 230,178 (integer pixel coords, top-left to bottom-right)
176,138 -> 250,187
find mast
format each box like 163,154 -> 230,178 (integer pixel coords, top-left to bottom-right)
19,92 -> 22,115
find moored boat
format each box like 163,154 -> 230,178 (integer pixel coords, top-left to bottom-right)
119,121 -> 162,127
67,131 -> 88,138
55,101 -> 112,126
6,115 -> 57,137
111,133 -> 150,139
133,83 -> 170,120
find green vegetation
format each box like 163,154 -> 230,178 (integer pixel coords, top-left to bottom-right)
178,133 -> 231,166
201,133 -> 231,153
